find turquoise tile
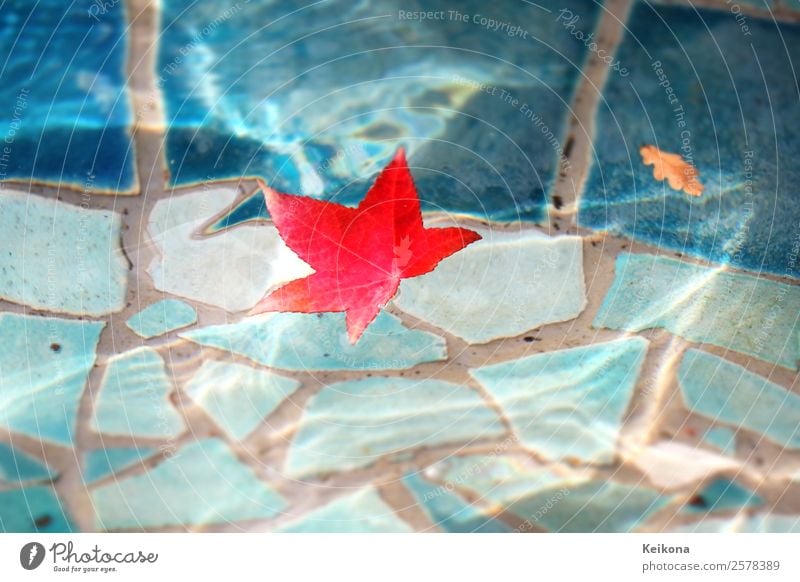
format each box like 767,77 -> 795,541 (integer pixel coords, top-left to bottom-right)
159,0 -> 603,222
684,479 -> 763,514
679,349 -> 800,449
126,299 -> 197,339
595,253 -> 800,370
0,191 -> 128,315
394,230 -> 585,343
703,427 -> 737,456
181,311 -> 446,372
147,188 -> 312,312
0,1 -> 136,191
82,448 -> 157,484
579,3 -> 800,279
277,488 -> 411,533
185,360 -> 300,441
0,487 -> 74,532
403,471 -> 513,533
91,347 -> 185,439
285,378 -> 504,478
0,313 -> 104,445
0,443 -> 54,484
92,438 -> 286,530
675,514 -> 800,533
470,337 -> 648,463
430,454 -> 667,532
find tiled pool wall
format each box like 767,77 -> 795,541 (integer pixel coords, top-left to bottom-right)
1,0 -> 800,533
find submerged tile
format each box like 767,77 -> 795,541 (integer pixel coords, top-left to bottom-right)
91,348 -> 185,439
184,360 -> 300,441
470,337 -> 648,463
126,299 -> 197,339
147,188 -> 312,312
594,253 -> 800,369
0,1 -> 136,191
285,377 -> 504,478
429,454 -> 667,532
394,229 -> 585,343
703,426 -> 737,456
579,4 -> 800,279
181,311 -> 446,372
679,349 -> 800,449
684,479 -> 763,514
0,191 -> 128,315
277,488 -> 411,533
159,0 -> 603,222
0,443 -> 54,484
403,471 -> 513,533
82,447 -> 157,484
0,313 -> 104,445
0,487 -> 74,532
92,438 -> 285,530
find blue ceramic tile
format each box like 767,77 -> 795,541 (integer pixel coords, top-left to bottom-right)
92,438 -> 286,530
181,311 -> 446,372
0,313 -> 104,445
91,347 -> 186,439
82,447 -> 157,484
285,377 -> 504,478
579,3 -> 800,279
703,427 -> 737,456
277,488 -> 412,533
679,349 -> 800,448
126,299 -> 197,339
0,191 -> 128,315
160,0 -> 603,222
0,1 -> 136,192
430,454 -> 667,532
0,443 -> 54,483
684,479 -> 763,514
184,360 -> 300,441
595,253 -> 800,370
470,337 -> 648,463
147,188 -> 312,312
403,471 -> 514,533
394,229 -> 585,343
0,487 -> 74,532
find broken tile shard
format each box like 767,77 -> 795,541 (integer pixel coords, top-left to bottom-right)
82,447 -> 157,484
0,442 -> 54,484
126,299 -> 197,339
0,487 -> 74,532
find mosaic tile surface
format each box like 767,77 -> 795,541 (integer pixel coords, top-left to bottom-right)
286,378 -> 504,478
679,348 -> 800,448
470,337 -> 648,463
683,478 -> 763,514
92,439 -> 285,530
580,3 -> 800,279
91,347 -> 185,439
0,486 -> 74,533
0,0 -> 136,192
0,191 -> 128,315
184,360 -> 300,441
181,311 -> 446,372
395,229 -> 586,343
127,299 -> 198,339
0,313 -> 104,445
595,253 -> 800,369
82,447 -> 157,484
159,0 -> 602,222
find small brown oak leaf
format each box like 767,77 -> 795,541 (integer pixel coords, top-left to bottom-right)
640,144 -> 704,197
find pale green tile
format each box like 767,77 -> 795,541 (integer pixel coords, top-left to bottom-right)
470,337 -> 648,463
91,347 -> 185,439
286,377 -> 504,478
126,299 -> 197,339
0,313 -> 104,445
181,311 -> 446,371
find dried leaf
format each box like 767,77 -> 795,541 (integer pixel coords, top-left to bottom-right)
640,144 -> 704,197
